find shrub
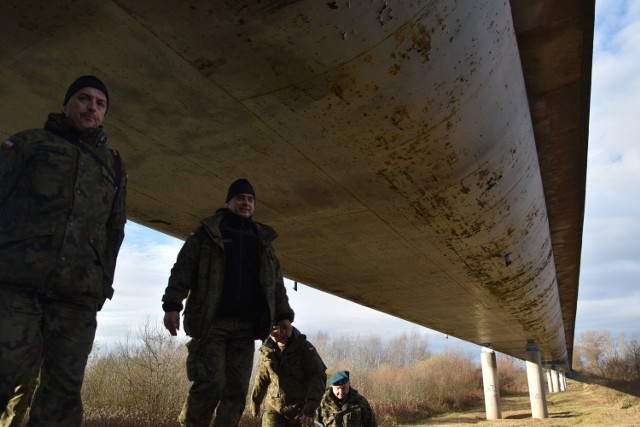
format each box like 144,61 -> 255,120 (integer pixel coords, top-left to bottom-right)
82,326 -> 535,425
83,319 -> 189,425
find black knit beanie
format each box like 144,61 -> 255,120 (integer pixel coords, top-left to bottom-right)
225,178 -> 256,203
63,75 -> 109,109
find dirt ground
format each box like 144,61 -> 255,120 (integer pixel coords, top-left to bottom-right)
397,379 -> 640,426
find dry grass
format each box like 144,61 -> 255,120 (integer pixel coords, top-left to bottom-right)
394,378 -> 640,426
76,330 -> 530,426
77,378 -> 640,426
72,328 -> 639,426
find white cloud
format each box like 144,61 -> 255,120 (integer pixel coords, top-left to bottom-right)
581,216 -> 640,265
96,223 -> 183,349
574,0 -> 640,340
575,296 -> 640,334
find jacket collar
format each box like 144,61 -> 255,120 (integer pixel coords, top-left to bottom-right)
201,208 -> 278,243
45,113 -> 107,148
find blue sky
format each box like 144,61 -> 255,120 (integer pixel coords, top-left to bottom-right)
96,1 -> 640,354
575,0 -> 640,335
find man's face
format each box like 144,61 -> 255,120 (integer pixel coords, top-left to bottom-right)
331,383 -> 350,400
63,87 -> 107,130
228,193 -> 255,218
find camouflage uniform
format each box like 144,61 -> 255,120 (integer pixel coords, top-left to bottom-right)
251,328 -> 327,426
162,209 -> 294,427
0,113 -> 127,426
318,387 -> 377,427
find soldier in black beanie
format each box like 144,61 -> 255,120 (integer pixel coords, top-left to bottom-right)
162,178 -> 294,427
0,74 -> 126,425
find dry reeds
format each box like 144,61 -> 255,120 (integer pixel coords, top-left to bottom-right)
80,325 -> 530,426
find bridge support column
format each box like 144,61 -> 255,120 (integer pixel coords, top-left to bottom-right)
546,369 -> 555,392
551,366 -> 560,393
559,370 -> 566,391
481,347 -> 502,420
525,341 -> 548,419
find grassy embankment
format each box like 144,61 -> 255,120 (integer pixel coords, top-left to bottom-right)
401,377 -> 640,426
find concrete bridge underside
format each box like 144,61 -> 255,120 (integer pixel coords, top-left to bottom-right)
0,0 -> 593,367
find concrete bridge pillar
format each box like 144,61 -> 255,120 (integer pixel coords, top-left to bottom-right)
525,341 -> 548,419
559,370 -> 567,391
551,366 -> 560,393
546,369 -> 555,392
481,347 -> 502,420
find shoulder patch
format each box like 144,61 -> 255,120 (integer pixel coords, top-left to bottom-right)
308,346 -> 316,352
1,139 -> 15,151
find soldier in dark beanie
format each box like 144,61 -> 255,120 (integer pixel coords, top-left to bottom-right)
162,178 -> 294,427
0,75 -> 127,426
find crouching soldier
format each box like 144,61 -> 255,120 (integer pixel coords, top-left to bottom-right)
318,371 -> 377,427
251,326 -> 327,426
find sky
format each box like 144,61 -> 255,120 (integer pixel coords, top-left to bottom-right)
95,1 -> 640,355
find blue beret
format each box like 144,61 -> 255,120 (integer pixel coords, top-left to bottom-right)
329,370 -> 350,385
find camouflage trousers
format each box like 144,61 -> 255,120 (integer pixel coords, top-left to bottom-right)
179,317 -> 256,427
0,371 -> 39,427
0,288 -> 98,427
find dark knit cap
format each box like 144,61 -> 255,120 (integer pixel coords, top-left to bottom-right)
329,370 -> 350,386
225,178 -> 256,203
63,75 -> 109,108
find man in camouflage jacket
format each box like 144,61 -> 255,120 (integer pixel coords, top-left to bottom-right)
251,326 -> 327,426
162,178 -> 295,427
0,75 -> 127,426
318,371 -> 377,427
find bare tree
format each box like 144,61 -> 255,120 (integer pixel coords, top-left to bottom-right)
578,330 -> 613,379
626,331 -> 640,382
83,318 -> 189,425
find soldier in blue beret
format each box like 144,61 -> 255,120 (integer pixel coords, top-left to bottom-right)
318,370 -> 377,427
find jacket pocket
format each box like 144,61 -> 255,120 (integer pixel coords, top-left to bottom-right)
88,230 -> 114,299
183,285 -> 206,338
185,339 -> 203,381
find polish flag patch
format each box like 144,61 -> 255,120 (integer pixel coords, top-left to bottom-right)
1,139 -> 15,151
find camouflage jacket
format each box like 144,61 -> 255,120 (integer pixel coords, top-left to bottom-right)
161,209 -> 295,340
0,113 -> 127,303
251,329 -> 327,419
318,387 -> 377,427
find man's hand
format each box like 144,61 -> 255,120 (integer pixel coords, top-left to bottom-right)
298,414 -> 314,426
163,311 -> 180,336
